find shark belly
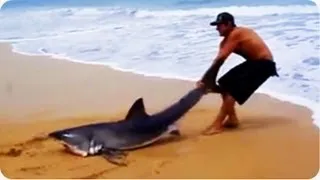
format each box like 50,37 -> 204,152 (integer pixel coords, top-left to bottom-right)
117,129 -> 172,150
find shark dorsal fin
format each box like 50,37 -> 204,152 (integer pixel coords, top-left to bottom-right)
125,98 -> 149,120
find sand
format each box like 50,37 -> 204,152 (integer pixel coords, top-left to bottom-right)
0,43 -> 318,179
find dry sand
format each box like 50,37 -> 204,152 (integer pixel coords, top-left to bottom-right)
0,43 -> 318,179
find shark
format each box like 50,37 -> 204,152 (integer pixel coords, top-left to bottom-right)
48,87 -> 206,166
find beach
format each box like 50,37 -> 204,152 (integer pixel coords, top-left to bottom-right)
0,42 -> 318,179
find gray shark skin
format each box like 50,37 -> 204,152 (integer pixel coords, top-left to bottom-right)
48,87 -> 206,166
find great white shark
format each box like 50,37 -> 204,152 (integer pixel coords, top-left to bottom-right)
48,87 -> 206,166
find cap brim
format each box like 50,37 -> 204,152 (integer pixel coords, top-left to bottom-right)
210,21 -> 219,26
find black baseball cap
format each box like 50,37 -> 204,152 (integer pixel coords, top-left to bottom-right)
210,12 -> 235,26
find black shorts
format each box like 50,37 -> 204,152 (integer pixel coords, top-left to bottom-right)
217,60 -> 278,105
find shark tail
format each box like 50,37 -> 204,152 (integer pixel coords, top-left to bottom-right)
151,87 -> 206,127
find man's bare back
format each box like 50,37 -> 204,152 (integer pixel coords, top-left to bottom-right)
221,26 -> 274,61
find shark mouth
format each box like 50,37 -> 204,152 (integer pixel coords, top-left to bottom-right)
62,142 -> 88,157
60,139 -> 103,157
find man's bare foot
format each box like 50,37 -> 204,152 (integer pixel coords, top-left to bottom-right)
223,118 -> 239,128
202,126 -> 223,135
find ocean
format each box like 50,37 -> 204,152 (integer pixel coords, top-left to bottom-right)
0,0 -> 319,127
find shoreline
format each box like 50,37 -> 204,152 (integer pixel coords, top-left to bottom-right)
0,42 -> 319,179
7,43 -> 320,128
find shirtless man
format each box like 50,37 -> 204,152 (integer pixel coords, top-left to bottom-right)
197,12 -> 279,135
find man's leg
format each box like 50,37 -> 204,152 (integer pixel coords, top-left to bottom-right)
217,93 -> 239,127
223,93 -> 239,128
202,93 -> 236,135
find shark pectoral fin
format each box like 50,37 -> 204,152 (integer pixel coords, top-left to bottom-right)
168,124 -> 181,137
102,149 -> 128,166
169,129 -> 181,136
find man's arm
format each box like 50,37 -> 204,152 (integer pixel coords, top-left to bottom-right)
200,35 -> 238,89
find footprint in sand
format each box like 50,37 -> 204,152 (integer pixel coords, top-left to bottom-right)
18,164 -> 56,176
0,132 -> 50,158
78,167 -> 121,179
20,165 -> 44,172
152,159 -> 172,175
0,148 -> 22,157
